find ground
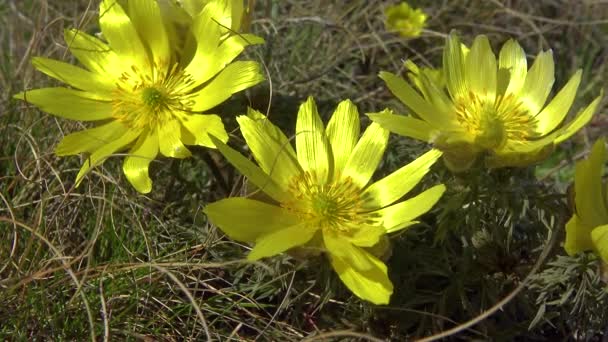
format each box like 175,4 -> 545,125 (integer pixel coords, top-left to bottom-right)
1,0 -> 608,340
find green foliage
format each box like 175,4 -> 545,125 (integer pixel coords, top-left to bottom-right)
2,0 -> 608,340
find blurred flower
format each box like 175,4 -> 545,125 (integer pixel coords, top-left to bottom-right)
385,2 -> 427,38
204,97 -> 445,304
369,32 -> 602,171
565,139 -> 608,264
15,0 -> 264,193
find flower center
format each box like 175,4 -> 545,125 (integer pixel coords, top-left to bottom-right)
281,172 -> 375,233
111,63 -> 196,130
141,87 -> 166,109
454,92 -> 538,149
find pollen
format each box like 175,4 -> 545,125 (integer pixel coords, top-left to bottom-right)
282,172 -> 377,234
454,92 -> 539,149
110,63 -> 197,130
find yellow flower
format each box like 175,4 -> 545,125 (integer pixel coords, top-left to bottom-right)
565,139 -> 608,264
204,97 -> 445,304
385,2 -> 427,38
369,32 -> 602,171
14,0 -> 264,193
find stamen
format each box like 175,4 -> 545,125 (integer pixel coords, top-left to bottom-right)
110,61 -> 195,130
454,92 -> 539,149
282,172 -> 378,234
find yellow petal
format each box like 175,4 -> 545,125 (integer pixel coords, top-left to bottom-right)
180,0 -> 205,16
248,221 -> 318,261
443,32 -> 467,100
122,129 -> 159,194
180,114 -> 228,148
564,215 -> 595,256
64,29 -> 123,77
75,129 -> 141,187
31,57 -> 113,96
520,50 -> 555,115
158,119 -> 191,158
379,71 -> 445,124
329,247 -> 393,305
534,70 -> 582,136
190,61 -> 264,112
55,121 -> 128,156
487,143 -> 554,168
326,99 -> 360,175
99,0 -> 148,67
324,233 -> 375,271
210,136 -> 289,202
204,197 -> 300,243
367,109 -> 436,142
237,114 -> 301,190
348,224 -> 386,247
465,35 -> 497,100
498,39 -> 527,96
127,0 -> 170,67
363,149 -> 442,208
295,97 -> 332,184
554,93 -> 602,144
374,185 -> 446,233
574,138 -> 608,227
201,34 -> 265,86
14,88 -> 113,121
591,224 -> 608,263
343,123 -> 389,188
183,1 -> 224,86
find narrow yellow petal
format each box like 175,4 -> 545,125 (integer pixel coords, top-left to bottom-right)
64,29 -> 123,77
534,70 -> 582,135
204,197 -> 300,243
374,185 -> 446,233
329,247 -> 393,305
498,39 -> 527,96
520,50 -> 555,115
55,121 -> 128,156
14,88 -> 113,121
99,0 -> 148,67
237,114 -> 301,190
443,32 -> 467,100
343,123 -> 389,188
591,224 -> 608,264
248,221 -> 317,261
180,0 -> 205,16
574,138 -> 608,227
158,119 -> 192,158
200,34 -> 265,86
348,225 -> 386,247
190,61 -> 264,112
295,97 -> 332,184
564,215 -> 595,256
367,110 -> 437,142
75,129 -> 141,187
210,136 -> 289,202
180,114 -> 229,148
31,57 -> 113,96
326,99 -> 360,175
323,233 -> 375,271
380,71 -> 447,124
363,149 -> 442,208
123,130 -> 159,194
128,0 -> 170,67
465,35 -> 497,100
554,93 -> 602,144
183,1 -> 224,86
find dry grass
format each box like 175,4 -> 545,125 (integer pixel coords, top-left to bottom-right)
1,0 -> 608,340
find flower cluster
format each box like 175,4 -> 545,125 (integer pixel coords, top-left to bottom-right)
13,0 -> 605,305
15,0 -> 264,193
